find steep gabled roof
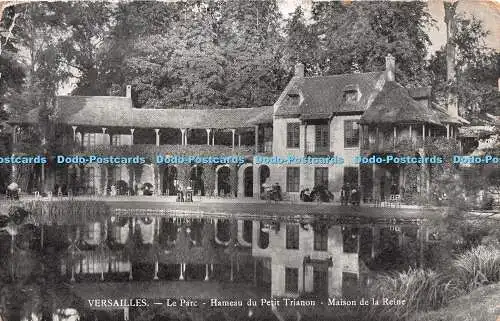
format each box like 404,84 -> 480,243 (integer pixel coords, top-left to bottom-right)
359,82 -> 442,125
9,96 -> 269,129
274,72 -> 385,118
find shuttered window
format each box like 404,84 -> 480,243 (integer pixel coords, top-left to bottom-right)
287,123 -> 300,148
315,124 -> 329,151
344,120 -> 359,148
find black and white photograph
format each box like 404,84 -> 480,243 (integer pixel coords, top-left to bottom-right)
0,0 -> 499,320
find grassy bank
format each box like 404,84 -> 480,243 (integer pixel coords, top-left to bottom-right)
409,282 -> 500,321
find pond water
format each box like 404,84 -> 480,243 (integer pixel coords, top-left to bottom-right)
0,212 -> 425,321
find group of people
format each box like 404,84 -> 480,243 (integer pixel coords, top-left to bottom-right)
341,183 -> 360,206
262,180 -> 283,201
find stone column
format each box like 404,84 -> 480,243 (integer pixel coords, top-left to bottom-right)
154,257 -> 159,280
238,135 -> 241,148
253,165 -> 260,199
124,307 -> 130,321
155,129 -> 160,146
393,126 -> 397,148
72,126 -> 78,143
180,129 -> 186,146
372,227 -> 380,259
204,264 -> 209,281
101,128 -> 107,145
206,129 -> 211,145
231,129 -> 236,149
130,128 -> 135,144
230,256 -> 234,282
253,258 -> 257,286
254,125 -> 259,152
422,124 -> 426,147
212,130 -> 215,145
179,263 -> 185,280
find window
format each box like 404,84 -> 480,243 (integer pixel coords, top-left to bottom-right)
87,167 -> 95,190
344,120 -> 359,148
286,167 -> 300,192
344,167 -> 358,186
286,224 -> 299,249
315,124 -> 329,151
285,268 -> 299,293
342,227 -> 359,253
343,90 -> 359,104
86,223 -> 99,239
85,133 -> 96,147
287,123 -> 300,148
314,225 -> 328,251
314,167 -> 328,187
113,167 -> 122,181
112,135 -> 121,146
286,92 -> 300,105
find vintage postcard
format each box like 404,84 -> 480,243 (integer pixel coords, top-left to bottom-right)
0,1 -> 498,321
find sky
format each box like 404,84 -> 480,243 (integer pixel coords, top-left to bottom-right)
277,0 -> 500,54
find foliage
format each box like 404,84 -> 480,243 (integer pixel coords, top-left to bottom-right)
176,164 -> 191,191
16,199 -> 110,225
408,283 -> 500,321
368,242 -> 500,320
287,1 -> 434,85
427,15 -> 500,118
120,0 -> 286,109
367,269 -> 459,321
453,244 -> 500,292
201,165 -> 216,196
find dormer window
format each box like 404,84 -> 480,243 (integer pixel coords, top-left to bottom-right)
285,88 -> 301,105
343,85 -> 360,104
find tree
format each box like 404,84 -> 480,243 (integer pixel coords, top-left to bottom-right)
289,1 -> 434,85
284,7 -> 320,75
428,15 -> 500,119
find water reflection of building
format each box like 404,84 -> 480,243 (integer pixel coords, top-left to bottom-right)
1,213 -> 426,321
253,221 -> 368,298
43,217 -> 419,298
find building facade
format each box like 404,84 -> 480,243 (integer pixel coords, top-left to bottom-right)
10,54 -> 463,202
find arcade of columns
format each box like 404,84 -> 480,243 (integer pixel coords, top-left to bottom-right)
65,218 -> 258,285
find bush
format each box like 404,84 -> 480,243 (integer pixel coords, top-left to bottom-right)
453,244 -> 500,292
367,269 -> 459,321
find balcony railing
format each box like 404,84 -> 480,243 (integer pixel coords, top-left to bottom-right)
305,142 -> 331,155
256,141 -> 273,154
68,144 -> 255,157
362,136 -> 462,155
362,137 -> 425,154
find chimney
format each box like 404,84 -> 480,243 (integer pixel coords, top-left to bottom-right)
126,85 -> 132,98
385,54 -> 395,82
294,62 -> 304,78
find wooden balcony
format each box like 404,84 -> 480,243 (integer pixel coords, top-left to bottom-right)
361,137 -> 425,154
256,141 -> 273,154
305,142 -> 332,156
361,136 -> 461,155
69,144 -> 255,157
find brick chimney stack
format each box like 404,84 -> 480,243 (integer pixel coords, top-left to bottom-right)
126,85 -> 132,98
385,54 -> 396,82
294,62 -> 304,77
